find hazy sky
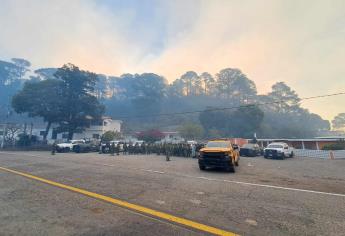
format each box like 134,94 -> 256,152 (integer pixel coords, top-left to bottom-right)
1,0 -> 344,120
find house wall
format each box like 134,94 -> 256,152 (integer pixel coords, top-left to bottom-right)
29,119 -> 122,143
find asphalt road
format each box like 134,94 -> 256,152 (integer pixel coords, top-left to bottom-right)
0,151 -> 344,236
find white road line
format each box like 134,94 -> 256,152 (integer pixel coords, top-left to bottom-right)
143,169 -> 165,174
221,179 -> 345,197
182,174 -> 345,197
162,173 -> 345,197
196,176 -> 217,181
102,164 -> 115,167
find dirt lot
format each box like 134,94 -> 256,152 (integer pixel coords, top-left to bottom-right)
0,151 -> 344,236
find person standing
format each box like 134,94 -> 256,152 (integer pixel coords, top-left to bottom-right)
191,144 -> 196,158
165,143 -> 171,161
111,142 -> 115,156
51,141 -> 57,155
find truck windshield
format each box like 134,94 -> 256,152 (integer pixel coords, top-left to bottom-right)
267,144 -> 283,149
206,141 -> 229,148
243,144 -> 255,148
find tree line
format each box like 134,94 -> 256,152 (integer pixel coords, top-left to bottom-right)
1,58 -> 343,140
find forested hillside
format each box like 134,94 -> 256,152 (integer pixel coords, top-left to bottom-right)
0,58 -> 331,138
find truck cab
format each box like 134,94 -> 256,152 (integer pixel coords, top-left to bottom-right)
198,139 -> 239,172
264,142 -> 294,159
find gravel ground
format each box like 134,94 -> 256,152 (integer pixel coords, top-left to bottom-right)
0,151 -> 344,236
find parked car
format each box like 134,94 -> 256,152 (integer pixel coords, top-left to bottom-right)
264,142 -> 294,159
73,140 -> 99,153
240,143 -> 262,157
56,140 -> 85,153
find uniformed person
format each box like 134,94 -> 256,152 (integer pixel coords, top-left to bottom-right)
51,141 -> 57,155
165,143 -> 171,161
116,143 -> 120,155
123,143 -> 128,155
111,142 -> 115,156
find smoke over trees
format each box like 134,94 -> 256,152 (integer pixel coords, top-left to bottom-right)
0,58 -> 333,139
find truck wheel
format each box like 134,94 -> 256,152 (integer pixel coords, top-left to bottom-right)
281,153 -> 285,160
74,146 -> 80,153
226,164 -> 235,173
290,152 -> 294,158
199,164 -> 206,170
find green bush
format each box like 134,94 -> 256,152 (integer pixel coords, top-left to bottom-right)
322,141 -> 345,150
101,131 -> 121,142
16,134 -> 38,146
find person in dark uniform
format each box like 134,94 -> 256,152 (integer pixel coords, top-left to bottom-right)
111,142 -> 115,156
165,143 -> 171,161
123,143 -> 128,155
51,141 -> 57,155
116,143 -> 120,155
98,142 -> 102,154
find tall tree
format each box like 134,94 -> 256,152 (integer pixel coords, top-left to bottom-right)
332,113 -> 345,130
199,106 -> 263,138
95,74 -> 108,99
267,82 -> 300,113
180,71 -> 202,96
216,68 -> 257,102
178,123 -> 204,140
54,64 -> 105,140
168,79 -> 185,97
0,59 -> 30,119
228,106 -> 264,138
31,68 -> 57,81
12,79 -> 63,141
200,72 -> 215,95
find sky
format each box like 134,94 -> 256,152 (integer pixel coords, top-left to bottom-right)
0,0 -> 344,120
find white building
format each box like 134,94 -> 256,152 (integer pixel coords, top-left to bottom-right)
160,131 -> 184,143
1,117 -> 122,144
72,117 -> 121,141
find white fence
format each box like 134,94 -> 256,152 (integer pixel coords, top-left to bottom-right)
294,149 -> 345,159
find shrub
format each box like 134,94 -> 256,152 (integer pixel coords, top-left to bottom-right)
322,141 -> 345,150
16,134 -> 38,146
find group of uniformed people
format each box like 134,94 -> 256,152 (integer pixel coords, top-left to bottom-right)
101,142 -> 205,158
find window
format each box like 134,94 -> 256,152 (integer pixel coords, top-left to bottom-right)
40,131 -> 46,136
62,133 -> 69,139
51,130 -> 57,139
206,141 -> 229,148
0,131 -> 3,136
93,134 -> 100,139
91,120 -> 103,126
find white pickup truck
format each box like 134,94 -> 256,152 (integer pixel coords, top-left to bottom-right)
264,142 -> 294,159
56,140 -> 85,152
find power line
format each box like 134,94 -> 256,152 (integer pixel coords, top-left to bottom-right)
114,92 -> 345,120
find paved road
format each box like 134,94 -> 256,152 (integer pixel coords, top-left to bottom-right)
0,151 -> 344,235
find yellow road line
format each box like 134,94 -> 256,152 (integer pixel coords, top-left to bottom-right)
0,166 -> 238,236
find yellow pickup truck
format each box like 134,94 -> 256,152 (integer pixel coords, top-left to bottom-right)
198,139 -> 239,172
